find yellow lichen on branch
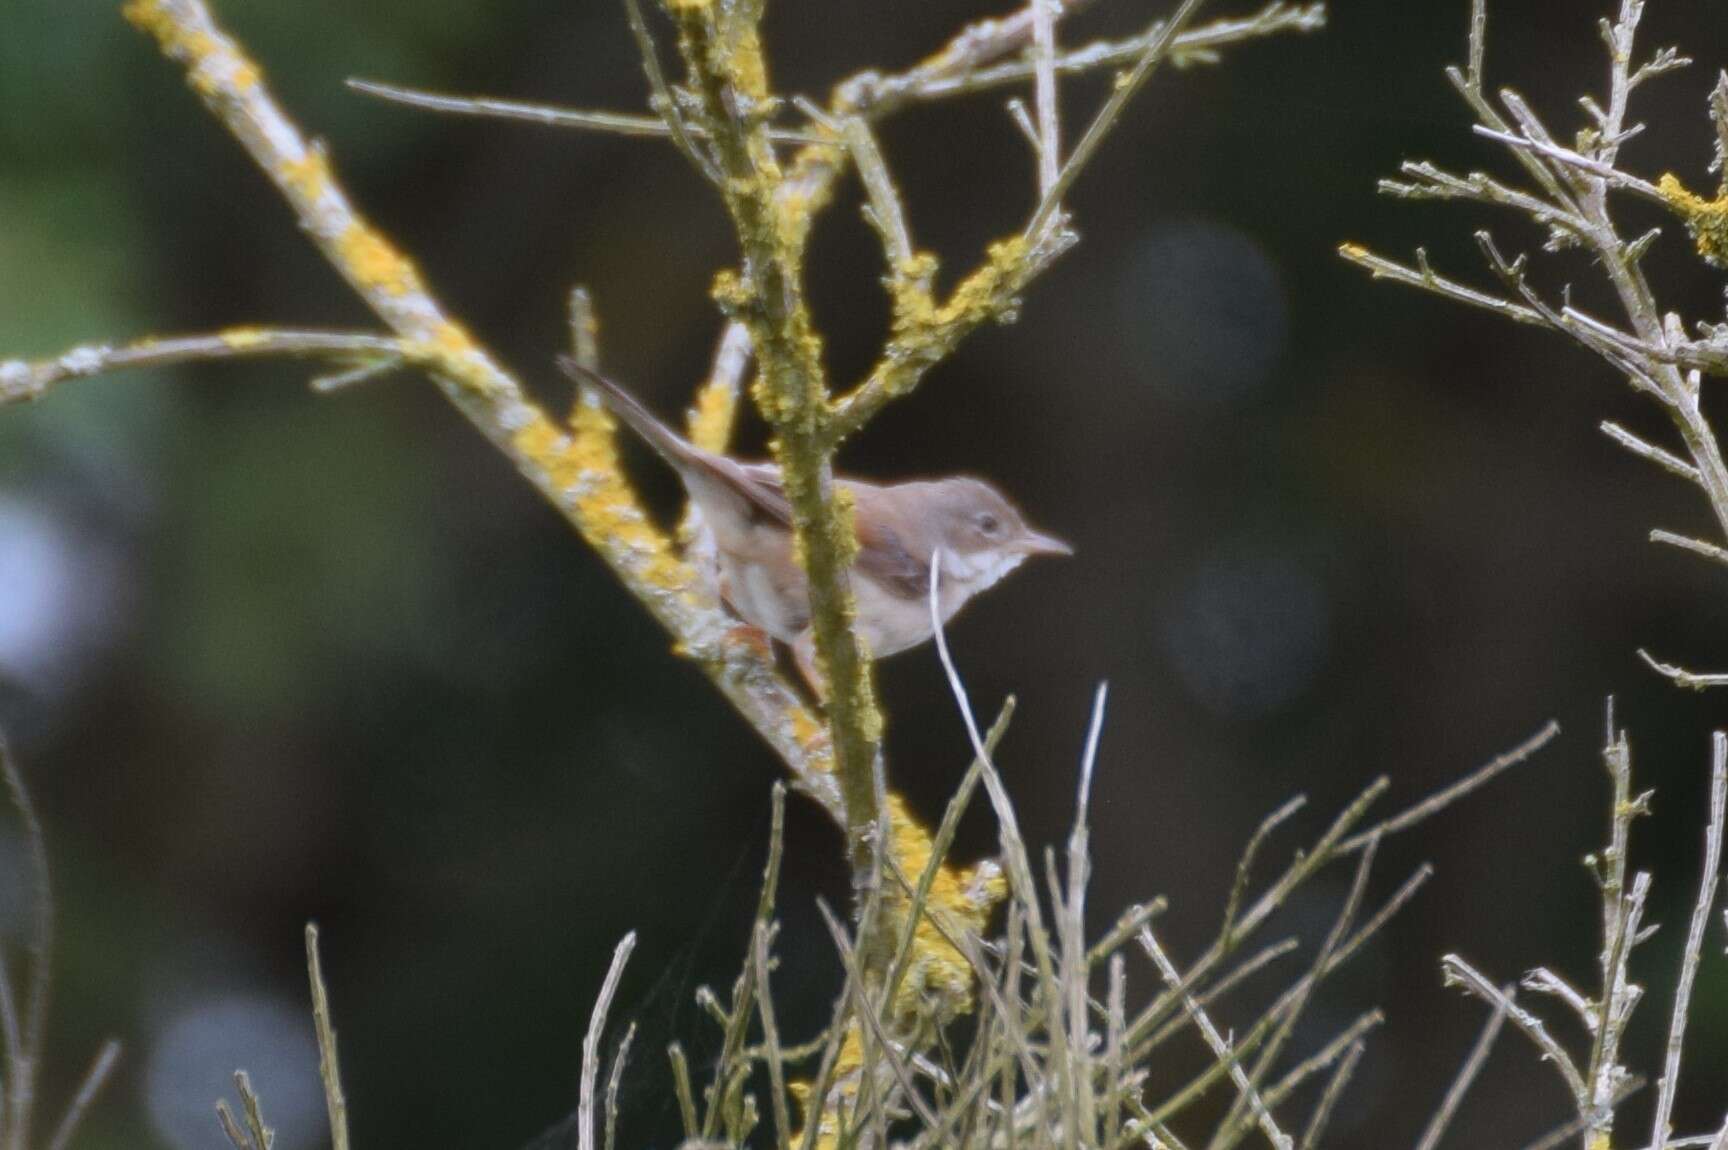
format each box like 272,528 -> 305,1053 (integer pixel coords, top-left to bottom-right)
1658,172 -> 1728,267
281,149 -> 333,203
687,371 -> 742,455
829,236 -> 1033,439
514,404 -> 694,598
124,0 -> 259,100
218,327 -> 270,350
883,795 -> 1007,1024
673,0 -> 888,882
789,1028 -> 863,1150
786,794 -> 1004,1149
123,0 -> 213,66
334,224 -> 426,299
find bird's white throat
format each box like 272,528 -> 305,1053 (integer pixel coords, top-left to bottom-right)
939,546 -> 1027,598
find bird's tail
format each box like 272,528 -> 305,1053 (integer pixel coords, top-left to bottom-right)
557,357 -> 696,468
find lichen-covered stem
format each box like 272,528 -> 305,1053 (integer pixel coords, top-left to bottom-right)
670,0 -> 885,891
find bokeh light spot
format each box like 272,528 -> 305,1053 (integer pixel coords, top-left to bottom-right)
1157,536 -> 1329,719
144,994 -> 324,1150
1112,217 -> 1288,408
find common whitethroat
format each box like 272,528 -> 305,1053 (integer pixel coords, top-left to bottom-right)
558,359 -> 1072,694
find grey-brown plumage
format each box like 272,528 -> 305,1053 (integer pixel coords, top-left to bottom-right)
559,359 -> 1070,690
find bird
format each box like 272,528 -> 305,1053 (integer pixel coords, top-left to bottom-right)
557,358 -> 1072,696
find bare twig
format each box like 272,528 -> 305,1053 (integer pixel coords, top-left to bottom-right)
304,925 -> 349,1150
1440,955 -> 1587,1107
1338,244 -> 1543,325
219,1070 -> 274,1150
752,922 -> 793,1150
1639,650 -> 1728,690
1029,0 -> 1210,237
837,3 -> 1323,114
0,329 -> 408,405
619,0 -> 721,182
43,1040 -> 122,1150
1297,1040 -> 1364,1150
347,78 -> 828,144
909,4 -> 1326,105
1210,835 -> 1381,1150
1339,720 -> 1561,853
0,732 -> 52,1150
1649,529 -> 1728,569
1030,0 -> 1062,197
580,933 -> 637,1150
1602,424 -> 1704,485
1141,926 -> 1292,1150
1413,994 -> 1509,1150
602,1024 -> 634,1150
1222,797 -> 1308,940
1649,734 -> 1727,1150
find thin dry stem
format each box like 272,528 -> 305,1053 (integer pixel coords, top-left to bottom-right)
305,924 -> 349,1150
1648,733 -> 1726,1150
1414,994 -> 1509,1150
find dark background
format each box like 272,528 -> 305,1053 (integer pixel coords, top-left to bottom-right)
3,0 -> 1728,1146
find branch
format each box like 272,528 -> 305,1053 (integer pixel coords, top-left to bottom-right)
620,0 -> 721,182
1297,1038 -> 1363,1150
1140,926 -> 1292,1150
579,933 -> 637,1150
1338,243 -> 1545,325
1640,650 -> 1728,691
1413,992 -> 1508,1150
664,0 -> 883,884
1030,0 -> 1062,197
305,924 -> 349,1150
42,1039 -> 122,1150
834,0 -> 1108,117
1379,159 -> 1589,236
0,731 -> 52,1150
1028,0 -> 1209,236
1649,734 -> 1726,1150
119,0 -> 844,822
829,0 -> 1218,439
1588,722 -> 1649,1134
215,1070 -> 272,1150
347,78 -> 829,145
1471,124 -> 1668,204
835,3 -> 1323,115
1440,955 -> 1588,1108
1337,719 -> 1561,854
1649,528 -> 1728,569
1604,424 -> 1704,485
1,328 -> 409,405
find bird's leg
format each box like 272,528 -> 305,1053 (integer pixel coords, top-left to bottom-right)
725,623 -> 776,661
793,631 -> 829,703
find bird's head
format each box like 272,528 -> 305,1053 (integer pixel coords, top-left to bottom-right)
929,477 -> 1072,590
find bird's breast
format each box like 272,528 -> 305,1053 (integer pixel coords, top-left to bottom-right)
716,549 -> 808,642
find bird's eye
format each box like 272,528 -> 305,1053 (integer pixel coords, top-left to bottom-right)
977,513 -> 1002,536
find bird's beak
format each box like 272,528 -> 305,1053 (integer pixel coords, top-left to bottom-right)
1020,529 -> 1074,557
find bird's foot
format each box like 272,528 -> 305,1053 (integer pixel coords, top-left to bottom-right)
724,623 -> 776,661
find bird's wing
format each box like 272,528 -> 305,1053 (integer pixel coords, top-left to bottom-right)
854,521 -> 931,599
726,469 -> 931,599
725,461 -> 795,526
850,485 -> 932,600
